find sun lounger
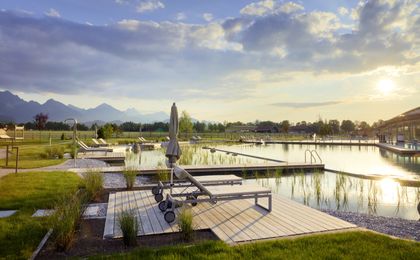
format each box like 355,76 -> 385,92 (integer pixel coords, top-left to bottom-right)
98,138 -> 110,145
77,139 -> 113,152
91,138 -> 103,147
0,129 -> 12,139
151,174 -> 243,201
157,166 -> 272,223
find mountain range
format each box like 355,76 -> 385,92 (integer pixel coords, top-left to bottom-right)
0,90 -> 168,124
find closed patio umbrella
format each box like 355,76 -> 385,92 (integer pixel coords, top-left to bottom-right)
165,103 -> 182,168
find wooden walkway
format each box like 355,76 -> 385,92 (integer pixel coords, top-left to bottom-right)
77,152 -> 125,163
104,190 -> 356,244
72,162 -> 324,175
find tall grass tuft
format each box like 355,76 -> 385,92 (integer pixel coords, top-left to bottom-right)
123,168 -> 138,190
178,207 -> 195,241
82,170 -> 104,201
156,162 -> 170,182
50,193 -> 83,251
118,210 -> 138,247
41,146 -> 64,159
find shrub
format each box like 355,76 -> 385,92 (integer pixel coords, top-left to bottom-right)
123,168 -> 138,190
82,170 -> 104,201
41,146 -> 64,159
50,193 -> 83,251
118,210 -> 138,247
178,207 -> 195,241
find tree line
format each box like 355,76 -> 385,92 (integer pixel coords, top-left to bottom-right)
0,111 -> 384,137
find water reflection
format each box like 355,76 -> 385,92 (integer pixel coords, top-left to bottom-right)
246,172 -> 420,220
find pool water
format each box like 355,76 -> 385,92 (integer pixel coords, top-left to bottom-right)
126,143 -> 420,220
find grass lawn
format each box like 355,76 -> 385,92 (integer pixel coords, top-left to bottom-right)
93,231 -> 420,259
0,171 -> 81,259
0,143 -> 71,169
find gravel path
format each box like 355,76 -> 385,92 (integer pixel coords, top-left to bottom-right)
322,210 -> 420,241
103,173 -> 150,189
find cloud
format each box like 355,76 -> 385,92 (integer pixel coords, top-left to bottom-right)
338,7 -> 349,16
176,12 -> 186,21
136,0 -> 164,13
0,0 -> 419,104
44,8 -> 60,18
203,13 -> 213,22
271,101 -> 342,108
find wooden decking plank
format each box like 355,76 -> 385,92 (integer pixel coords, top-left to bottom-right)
226,200 -> 291,238
103,192 -> 115,238
138,191 -> 165,234
126,191 -> 144,235
205,201 -> 253,242
266,197 -> 327,232
218,201 -> 268,240
192,202 -> 235,244
276,195 -> 355,228
133,191 -> 154,235
143,191 -> 176,233
274,196 -> 353,230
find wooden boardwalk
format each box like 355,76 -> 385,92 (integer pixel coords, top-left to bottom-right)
77,152 -> 125,163
73,162 -> 324,175
104,190 -> 356,244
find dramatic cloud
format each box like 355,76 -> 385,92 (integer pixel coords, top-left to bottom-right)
136,0 -> 164,13
271,101 -> 342,108
0,0 -> 419,106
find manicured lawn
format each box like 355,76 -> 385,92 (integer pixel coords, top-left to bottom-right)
93,231 -> 420,259
0,143 -> 71,169
0,171 -> 81,210
0,171 -> 81,259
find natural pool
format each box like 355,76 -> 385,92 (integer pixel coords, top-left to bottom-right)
126,143 -> 420,220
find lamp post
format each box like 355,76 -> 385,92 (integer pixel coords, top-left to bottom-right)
64,118 -> 78,167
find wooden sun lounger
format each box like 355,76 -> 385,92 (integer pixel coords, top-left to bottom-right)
98,138 -> 109,145
158,166 -> 272,223
77,139 -> 113,153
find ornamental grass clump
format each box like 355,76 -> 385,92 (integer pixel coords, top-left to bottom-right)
178,207 -> 195,241
50,193 -> 83,251
82,170 -> 104,201
118,210 -> 138,247
123,168 -> 138,190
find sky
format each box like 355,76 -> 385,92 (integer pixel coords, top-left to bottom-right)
0,0 -> 419,123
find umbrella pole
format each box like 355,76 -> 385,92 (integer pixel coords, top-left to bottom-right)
170,167 -> 174,195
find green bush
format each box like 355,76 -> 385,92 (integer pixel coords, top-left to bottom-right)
50,193 -> 83,251
123,168 -> 138,190
41,146 -> 64,159
82,171 -> 104,201
178,207 -> 194,241
118,210 -> 138,247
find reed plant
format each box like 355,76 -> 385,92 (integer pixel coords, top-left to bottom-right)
123,167 -> 138,190
50,193 -> 83,251
118,210 -> 138,247
178,207 -> 195,241
82,170 -> 104,201
156,162 -> 170,182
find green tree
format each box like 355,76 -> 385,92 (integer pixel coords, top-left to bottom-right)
179,111 -> 193,134
328,120 -> 340,135
281,120 -> 290,133
97,123 -> 114,139
341,120 -> 355,133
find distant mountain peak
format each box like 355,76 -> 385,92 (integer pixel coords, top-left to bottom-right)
0,90 -> 169,123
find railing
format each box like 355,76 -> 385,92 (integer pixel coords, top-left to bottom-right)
305,149 -> 322,164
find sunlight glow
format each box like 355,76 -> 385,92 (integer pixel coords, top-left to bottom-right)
376,79 -> 396,95
379,178 -> 399,204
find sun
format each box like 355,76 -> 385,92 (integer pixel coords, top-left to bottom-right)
376,79 -> 396,95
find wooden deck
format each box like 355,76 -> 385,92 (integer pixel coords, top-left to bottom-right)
376,143 -> 420,155
72,162 -> 324,175
104,190 -> 356,244
77,152 -> 125,163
